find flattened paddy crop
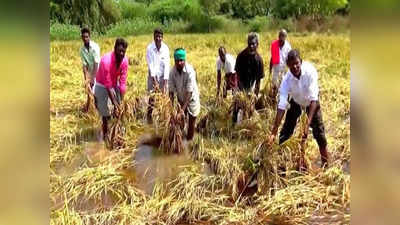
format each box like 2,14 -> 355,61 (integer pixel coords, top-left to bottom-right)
50,32 -> 350,225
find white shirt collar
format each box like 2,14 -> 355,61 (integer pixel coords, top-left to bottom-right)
152,41 -> 166,52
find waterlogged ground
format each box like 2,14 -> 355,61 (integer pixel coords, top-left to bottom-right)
50,32 -> 350,224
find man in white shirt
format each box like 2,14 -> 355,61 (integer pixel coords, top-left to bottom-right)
269,29 -> 291,98
216,46 -> 237,98
268,49 -> 329,168
169,48 -> 200,140
146,28 -> 170,122
80,27 -> 100,112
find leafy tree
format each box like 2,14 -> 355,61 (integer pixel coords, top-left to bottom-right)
272,0 -> 348,19
49,0 -> 121,33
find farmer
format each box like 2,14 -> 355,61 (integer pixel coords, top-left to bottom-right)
216,46 -> 237,98
94,38 -> 129,139
268,49 -> 329,168
269,29 -> 292,98
168,48 -> 200,141
235,32 -> 265,96
146,28 -> 170,123
80,27 -> 101,112
232,32 -> 264,123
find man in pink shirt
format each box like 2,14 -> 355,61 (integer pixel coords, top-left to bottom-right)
94,38 -> 129,138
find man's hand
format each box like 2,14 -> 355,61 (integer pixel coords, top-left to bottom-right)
113,105 -> 120,118
268,133 -> 276,146
302,125 -> 309,140
178,108 -> 185,117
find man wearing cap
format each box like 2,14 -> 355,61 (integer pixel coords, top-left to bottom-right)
216,46 -> 237,98
269,29 -> 292,98
168,48 -> 200,140
146,28 -> 170,123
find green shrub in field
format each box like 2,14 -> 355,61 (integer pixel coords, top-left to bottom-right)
163,19 -> 191,33
50,22 -> 80,41
149,0 -> 203,23
247,16 -> 270,32
105,18 -> 162,37
119,0 -> 149,19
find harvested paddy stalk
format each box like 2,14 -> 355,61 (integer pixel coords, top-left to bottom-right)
196,100 -> 231,137
107,100 -> 137,150
160,105 -> 185,154
230,92 -> 256,121
151,91 -> 185,154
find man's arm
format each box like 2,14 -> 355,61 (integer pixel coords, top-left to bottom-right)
162,79 -> 168,94
303,100 -> 317,138
255,79 -> 260,97
181,91 -> 192,112
268,74 -> 290,144
82,65 -> 89,81
303,65 -> 319,138
268,108 -> 285,144
169,92 -> 174,105
92,44 -> 101,84
163,47 -> 170,94
217,70 -> 222,97
146,47 -> 159,89
269,57 -> 272,75
91,63 -> 99,84
255,56 -> 265,96
106,88 -> 119,106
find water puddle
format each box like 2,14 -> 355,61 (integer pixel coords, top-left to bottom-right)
125,143 -> 199,195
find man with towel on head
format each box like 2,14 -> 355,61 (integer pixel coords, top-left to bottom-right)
168,48 -> 200,140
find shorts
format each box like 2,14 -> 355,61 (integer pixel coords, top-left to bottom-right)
94,84 -> 121,117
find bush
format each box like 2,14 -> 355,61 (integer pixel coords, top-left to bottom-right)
163,19 -> 191,33
247,16 -> 270,32
268,17 -> 296,33
149,0 -> 203,23
119,0 -> 148,19
50,22 -> 81,41
105,18 -> 162,37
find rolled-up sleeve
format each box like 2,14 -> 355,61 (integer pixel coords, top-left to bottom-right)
168,69 -> 176,93
308,67 -> 319,101
163,47 -> 170,80
216,58 -> 221,71
119,60 -> 128,94
94,44 -> 101,64
80,48 -> 87,67
257,56 -> 265,79
278,74 -> 290,110
186,68 -> 195,93
146,46 -> 154,77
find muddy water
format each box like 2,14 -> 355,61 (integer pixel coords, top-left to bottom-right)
126,142 -> 212,195
53,129 -> 212,211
